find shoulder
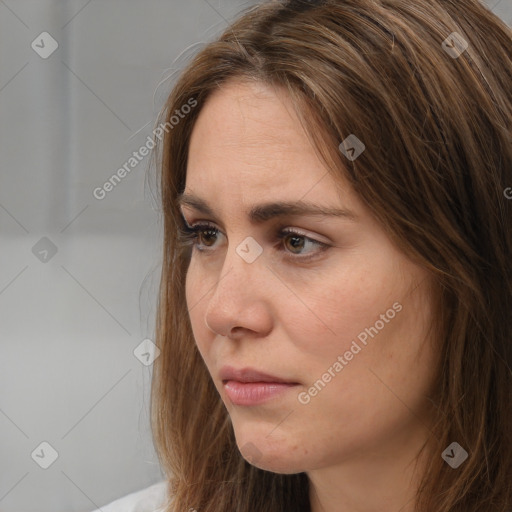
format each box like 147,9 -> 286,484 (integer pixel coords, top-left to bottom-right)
89,480 -> 170,512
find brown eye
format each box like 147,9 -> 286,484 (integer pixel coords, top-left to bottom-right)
276,228 -> 329,261
179,222 -> 330,262
196,227 -> 218,247
283,233 -> 306,254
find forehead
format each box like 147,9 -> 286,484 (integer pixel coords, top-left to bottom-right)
188,81 -> 315,170
185,79 -> 358,217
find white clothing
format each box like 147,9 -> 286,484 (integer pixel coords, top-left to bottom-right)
90,481 -> 169,512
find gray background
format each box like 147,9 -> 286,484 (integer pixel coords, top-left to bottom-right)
0,1 -> 510,511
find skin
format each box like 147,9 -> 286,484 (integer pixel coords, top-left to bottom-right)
182,78 -> 439,512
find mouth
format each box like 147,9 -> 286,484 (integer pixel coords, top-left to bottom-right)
219,365 -> 300,384
219,365 -> 300,406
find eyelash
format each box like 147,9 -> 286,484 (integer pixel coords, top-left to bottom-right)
177,221 -> 330,262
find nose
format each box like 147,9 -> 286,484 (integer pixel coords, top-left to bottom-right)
203,243 -> 273,340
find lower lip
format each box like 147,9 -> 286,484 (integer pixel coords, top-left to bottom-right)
223,380 -> 298,406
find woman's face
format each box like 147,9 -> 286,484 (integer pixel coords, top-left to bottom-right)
182,79 -> 438,475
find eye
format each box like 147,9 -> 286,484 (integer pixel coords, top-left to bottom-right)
275,228 -> 329,261
177,221 -> 330,262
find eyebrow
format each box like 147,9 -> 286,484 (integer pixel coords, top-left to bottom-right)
176,192 -> 358,223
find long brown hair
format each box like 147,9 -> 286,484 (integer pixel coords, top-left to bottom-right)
149,1 -> 512,510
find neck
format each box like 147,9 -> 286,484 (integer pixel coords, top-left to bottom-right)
308,428 -> 433,512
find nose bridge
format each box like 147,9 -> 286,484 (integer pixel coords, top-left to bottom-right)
212,236 -> 264,301
204,236 -> 268,333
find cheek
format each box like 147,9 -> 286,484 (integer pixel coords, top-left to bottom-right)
185,262 -> 208,352
296,266 -> 436,419
283,262 -> 397,360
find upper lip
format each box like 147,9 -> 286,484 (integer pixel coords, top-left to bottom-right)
219,365 -> 299,384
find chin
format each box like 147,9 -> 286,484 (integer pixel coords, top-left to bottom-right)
235,425 -> 308,474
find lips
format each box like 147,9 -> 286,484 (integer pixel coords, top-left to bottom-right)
219,365 -> 299,385
219,365 -> 300,406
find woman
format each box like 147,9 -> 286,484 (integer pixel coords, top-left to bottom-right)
94,0 -> 512,510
